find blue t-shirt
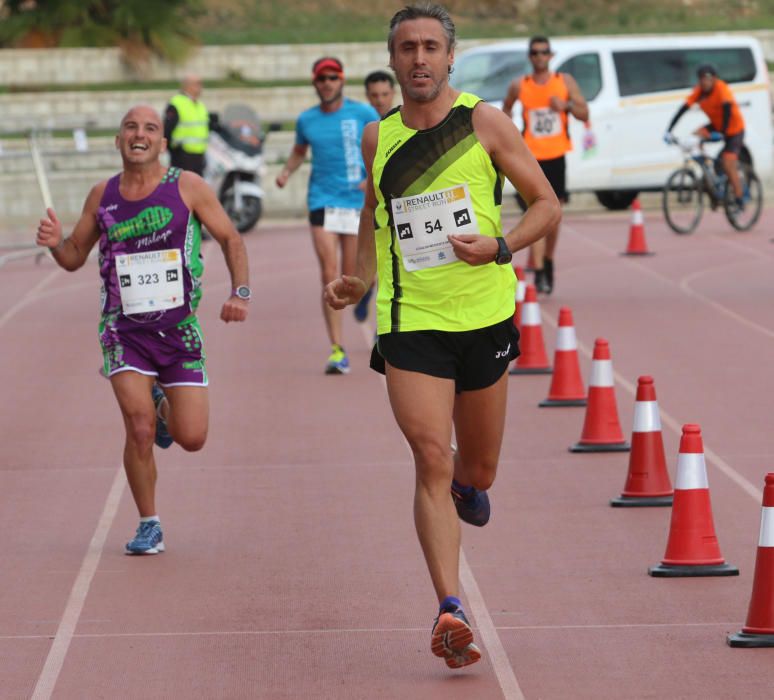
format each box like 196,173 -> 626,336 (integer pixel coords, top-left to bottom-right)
295,98 -> 380,211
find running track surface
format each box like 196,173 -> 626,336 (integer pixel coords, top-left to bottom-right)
2,206 -> 774,699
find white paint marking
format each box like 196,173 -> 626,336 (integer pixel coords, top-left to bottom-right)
0,268 -> 60,330
31,465 -> 125,700
357,321 -> 525,700
541,293 -> 760,502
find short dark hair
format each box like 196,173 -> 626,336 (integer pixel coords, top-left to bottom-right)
364,70 -> 395,88
529,36 -> 550,51
388,3 -> 456,55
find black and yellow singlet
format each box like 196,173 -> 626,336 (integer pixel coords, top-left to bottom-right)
372,92 -> 516,334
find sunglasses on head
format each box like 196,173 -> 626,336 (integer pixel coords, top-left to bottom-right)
315,74 -> 341,83
530,49 -> 551,56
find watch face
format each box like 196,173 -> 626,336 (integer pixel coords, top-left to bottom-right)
235,286 -> 251,300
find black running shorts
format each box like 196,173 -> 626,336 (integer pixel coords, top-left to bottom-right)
516,154 -> 567,211
370,317 -> 520,393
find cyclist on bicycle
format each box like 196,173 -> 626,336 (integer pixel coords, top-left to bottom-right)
664,64 -> 746,210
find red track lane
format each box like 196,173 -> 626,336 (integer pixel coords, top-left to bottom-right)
2,207 -> 774,699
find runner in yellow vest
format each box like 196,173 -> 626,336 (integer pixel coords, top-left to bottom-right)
325,3 -> 560,670
164,74 -> 211,176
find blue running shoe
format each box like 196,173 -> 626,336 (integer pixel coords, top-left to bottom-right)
451,480 -> 491,527
324,345 -> 350,375
431,607 -> 481,669
125,520 -> 165,555
151,383 -> 173,449
353,285 -> 374,322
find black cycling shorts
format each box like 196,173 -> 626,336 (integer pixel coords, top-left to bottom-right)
308,208 -> 325,226
370,316 -> 520,393
516,154 -> 567,211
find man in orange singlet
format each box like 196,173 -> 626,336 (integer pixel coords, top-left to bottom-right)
665,64 -> 746,209
502,36 -> 588,294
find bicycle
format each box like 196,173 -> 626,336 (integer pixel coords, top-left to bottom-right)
661,133 -> 763,234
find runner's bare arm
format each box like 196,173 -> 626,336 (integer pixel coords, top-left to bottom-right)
502,78 -> 521,118
275,144 -> 309,188
552,74 -> 589,122
35,182 -> 105,271
324,122 -> 378,309
476,101 -> 561,254
179,171 -> 249,322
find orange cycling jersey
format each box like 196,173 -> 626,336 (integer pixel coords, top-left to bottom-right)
686,79 -> 745,136
519,73 -> 572,160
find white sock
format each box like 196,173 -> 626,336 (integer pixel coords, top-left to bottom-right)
140,515 -> 160,524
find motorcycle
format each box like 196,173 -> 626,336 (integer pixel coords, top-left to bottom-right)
204,104 -> 267,233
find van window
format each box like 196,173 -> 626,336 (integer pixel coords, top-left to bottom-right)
557,53 -> 602,101
614,48 -> 756,97
451,51 -> 529,102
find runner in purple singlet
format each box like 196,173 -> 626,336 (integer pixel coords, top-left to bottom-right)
36,104 -> 250,555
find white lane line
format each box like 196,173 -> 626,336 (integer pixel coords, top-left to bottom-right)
0,620 -> 739,642
540,294 -> 760,502
563,222 -> 774,343
0,268 -> 60,330
31,464 -> 126,700
357,322 -> 525,700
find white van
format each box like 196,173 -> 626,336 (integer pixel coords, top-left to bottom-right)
450,35 -> 772,209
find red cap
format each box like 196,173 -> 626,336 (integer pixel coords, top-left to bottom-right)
312,57 -> 344,79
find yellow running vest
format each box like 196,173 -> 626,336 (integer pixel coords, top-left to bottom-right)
372,92 -> 516,334
170,94 -> 209,155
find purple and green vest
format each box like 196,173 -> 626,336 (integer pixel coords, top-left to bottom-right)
97,167 -> 203,332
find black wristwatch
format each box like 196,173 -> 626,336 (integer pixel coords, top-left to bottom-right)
494,237 -> 512,265
232,285 -> 252,301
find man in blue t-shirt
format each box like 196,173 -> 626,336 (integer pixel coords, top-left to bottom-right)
276,56 -> 379,374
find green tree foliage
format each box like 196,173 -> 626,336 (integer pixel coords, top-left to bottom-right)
0,0 -> 205,66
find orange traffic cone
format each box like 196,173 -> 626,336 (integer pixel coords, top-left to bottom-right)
569,338 -> 629,452
622,199 -> 653,256
611,376 -> 673,506
539,307 -> 586,407
649,424 -> 738,577
513,265 -> 526,330
728,473 -> 774,646
509,284 -> 551,375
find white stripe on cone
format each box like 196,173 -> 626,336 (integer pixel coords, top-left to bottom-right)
521,302 -> 541,326
515,279 -> 526,303
632,209 -> 644,225
759,506 -> 774,547
674,452 -> 709,490
556,326 -> 578,351
588,359 -> 614,387
632,400 -> 661,432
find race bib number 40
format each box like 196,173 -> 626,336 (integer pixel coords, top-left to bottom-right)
529,107 -> 561,138
116,248 -> 184,315
391,183 -> 478,271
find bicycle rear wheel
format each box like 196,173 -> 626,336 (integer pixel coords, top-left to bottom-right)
663,168 -> 703,234
724,164 -> 763,231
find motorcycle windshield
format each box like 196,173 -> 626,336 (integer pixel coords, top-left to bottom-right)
221,104 -> 264,156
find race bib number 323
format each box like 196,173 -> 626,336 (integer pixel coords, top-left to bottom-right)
391,183 -> 478,272
116,248 -> 184,315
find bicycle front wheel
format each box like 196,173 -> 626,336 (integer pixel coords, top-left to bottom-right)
724,164 -> 763,232
663,168 -> 703,234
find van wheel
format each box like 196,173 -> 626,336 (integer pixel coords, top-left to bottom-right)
595,190 -> 639,210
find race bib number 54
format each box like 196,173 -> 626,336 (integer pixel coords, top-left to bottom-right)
391,183 -> 478,272
116,248 -> 184,315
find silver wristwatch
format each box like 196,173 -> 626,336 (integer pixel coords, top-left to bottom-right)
232,285 -> 252,301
